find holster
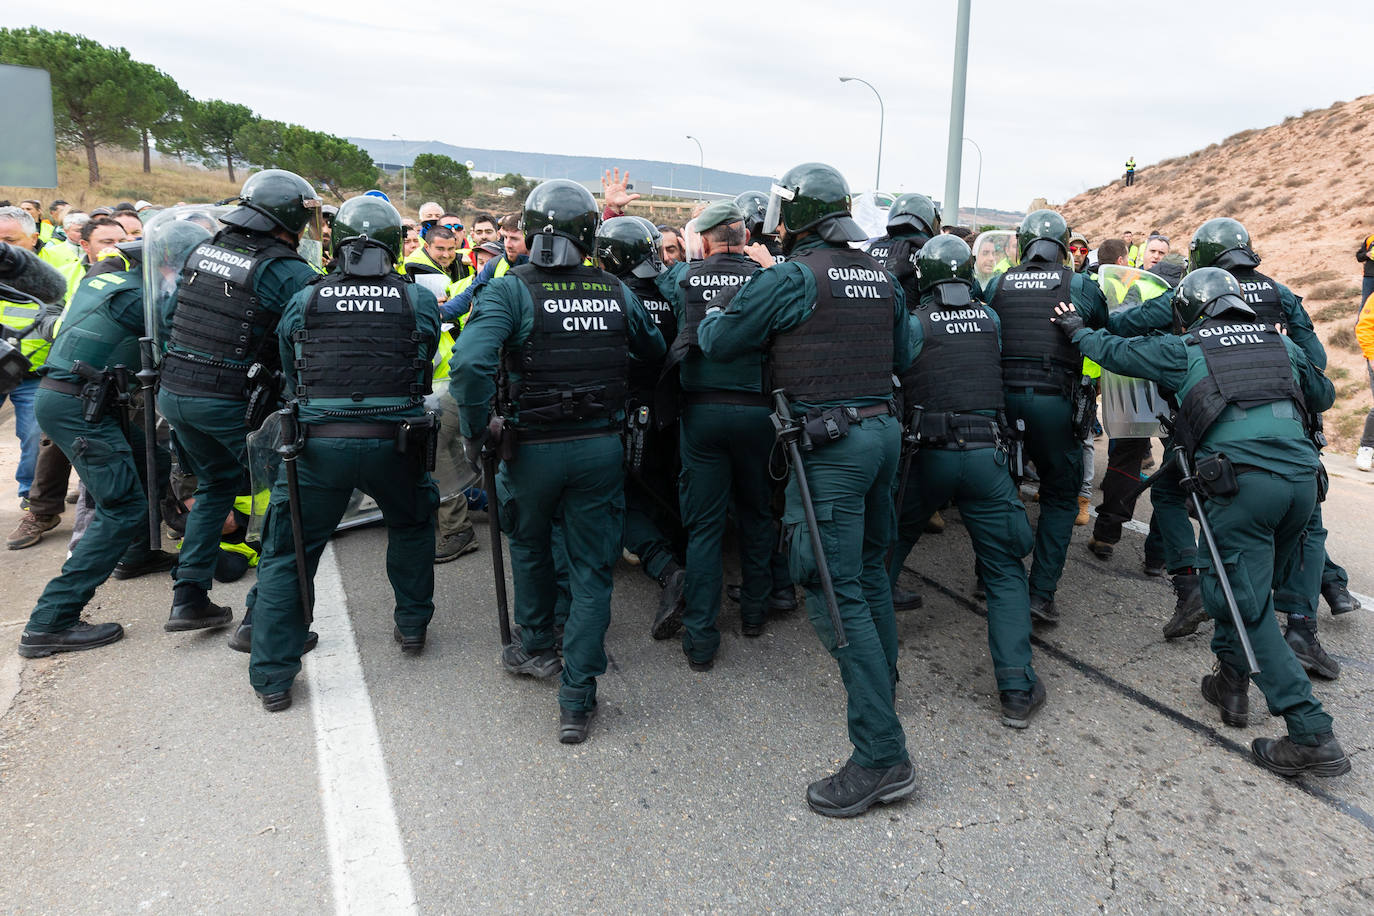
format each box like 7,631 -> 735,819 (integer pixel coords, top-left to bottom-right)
626,404 -> 651,474
1071,376 -> 1094,440
488,415 -> 517,463
395,410 -> 441,471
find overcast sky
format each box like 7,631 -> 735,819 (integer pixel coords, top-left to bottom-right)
17,2 -> 1374,211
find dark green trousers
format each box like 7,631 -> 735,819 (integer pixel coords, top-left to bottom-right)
1148,452 -> 1199,574
1198,470 -> 1332,742
1274,502 -> 1328,625
785,414 -> 907,770
248,436 -> 438,695
623,426 -> 681,583
890,445 -> 1037,692
27,389 -> 155,632
158,391 -> 250,593
678,402 -> 776,662
497,434 -> 623,713
1004,391 -> 1080,601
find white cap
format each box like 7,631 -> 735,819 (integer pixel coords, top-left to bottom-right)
135,200 -> 153,211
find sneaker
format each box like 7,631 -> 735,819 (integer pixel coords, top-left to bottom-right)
806,758 -> 916,818
1201,660 -> 1249,727
1250,733 -> 1351,778
501,642 -> 562,678
1163,573 -> 1207,638
7,512 -> 60,550
434,528 -> 478,563
1075,496 -> 1091,527
1285,620 -> 1340,680
999,680 -> 1047,728
1356,446 -> 1373,472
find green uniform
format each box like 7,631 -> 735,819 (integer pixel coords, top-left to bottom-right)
1069,322 -> 1336,742
698,236 -> 912,770
26,267 -> 165,632
889,297 -> 1037,692
449,269 -> 663,714
982,268 -> 1111,605
159,252 -> 318,596
248,279 -> 441,696
657,254 -> 776,661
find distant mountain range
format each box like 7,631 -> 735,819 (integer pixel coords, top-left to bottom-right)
349,137 -> 775,198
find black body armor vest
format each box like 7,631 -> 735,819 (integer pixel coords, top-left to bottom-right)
293,273 -> 424,403
770,246 -> 895,403
904,303 -> 1005,415
161,230 -> 303,398
988,263 -> 1080,392
1230,267 -> 1284,325
678,253 -> 755,347
505,264 -> 629,426
626,274 -> 674,396
1174,317 -> 1304,453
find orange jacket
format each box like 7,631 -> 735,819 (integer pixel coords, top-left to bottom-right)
1358,289 -> 1374,360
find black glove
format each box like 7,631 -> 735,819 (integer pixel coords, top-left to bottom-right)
1051,303 -> 1085,339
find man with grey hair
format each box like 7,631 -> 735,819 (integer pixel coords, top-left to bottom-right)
418,201 -> 443,227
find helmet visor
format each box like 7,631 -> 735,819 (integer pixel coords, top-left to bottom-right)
763,183 -> 794,236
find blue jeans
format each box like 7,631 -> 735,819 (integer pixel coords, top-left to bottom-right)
1,377 -> 40,500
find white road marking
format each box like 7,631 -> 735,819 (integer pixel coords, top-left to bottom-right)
306,544 -> 418,916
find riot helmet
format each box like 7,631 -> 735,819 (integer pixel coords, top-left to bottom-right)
596,216 -> 662,280
1017,209 -> 1071,263
521,179 -> 600,268
887,193 -> 941,240
220,169 -> 322,237
914,235 -> 974,307
734,190 -> 770,240
764,162 -> 866,253
1173,266 -> 1253,330
1189,217 -> 1259,272
332,195 -> 404,277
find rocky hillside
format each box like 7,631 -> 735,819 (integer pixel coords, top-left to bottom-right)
1058,94 -> 1374,448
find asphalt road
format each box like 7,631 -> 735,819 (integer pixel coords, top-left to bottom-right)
2,426 -> 1373,914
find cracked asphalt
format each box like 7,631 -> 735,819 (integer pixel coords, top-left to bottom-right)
1,425 -> 1372,914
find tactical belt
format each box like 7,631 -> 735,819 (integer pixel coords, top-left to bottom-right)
38,376 -> 83,396
920,413 -> 1000,450
305,422 -> 397,439
516,427 -> 619,444
682,390 -> 770,408
160,350 -> 250,400
849,402 -> 897,420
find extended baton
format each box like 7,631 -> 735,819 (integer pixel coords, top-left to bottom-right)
481,424 -> 512,649
136,338 -> 161,550
772,390 -> 847,649
275,407 -> 314,626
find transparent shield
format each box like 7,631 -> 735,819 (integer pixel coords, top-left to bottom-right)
141,205 -> 233,362
972,230 -> 1018,290
1097,265 -> 1172,438
245,408 -> 285,542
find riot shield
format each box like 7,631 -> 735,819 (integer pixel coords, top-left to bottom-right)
141,205 -> 233,362
245,407 -> 286,541
1097,265 -> 1172,439
297,198 -> 325,273
972,230 -> 1018,291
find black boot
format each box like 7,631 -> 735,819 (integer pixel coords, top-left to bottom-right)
166,583 -> 234,632
651,565 -> 686,640
999,680 -> 1047,729
393,625 -> 426,655
1163,572 -> 1207,638
502,642 -> 562,678
1201,659 -> 1249,727
18,621 -> 124,658
226,610 -> 318,655
1284,618 -> 1340,680
726,582 -> 797,611
258,688 -> 292,713
559,704 -> 596,744
113,549 -> 178,580
892,585 -> 923,612
1322,583 -> 1361,616
806,759 -> 916,818
1029,594 -> 1058,624
1251,732 -> 1350,778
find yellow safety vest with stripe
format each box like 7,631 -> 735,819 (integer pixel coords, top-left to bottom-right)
36,240 -> 84,306
0,288 -> 52,371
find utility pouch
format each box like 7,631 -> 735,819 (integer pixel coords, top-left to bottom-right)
1194,453 -> 1239,498
801,406 -> 851,447
1316,463 -> 1329,503
918,412 -> 952,446
489,415 -> 517,463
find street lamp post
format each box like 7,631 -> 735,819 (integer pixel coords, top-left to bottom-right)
963,136 -> 982,230
390,133 -> 407,207
839,76 -> 884,191
686,135 -> 704,199
942,0 -> 972,228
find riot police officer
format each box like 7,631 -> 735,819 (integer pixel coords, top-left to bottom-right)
983,210 -> 1111,624
1053,268 -> 1349,778
1190,218 -> 1359,672
888,236 -> 1043,727
865,193 -> 940,302
158,170 -> 321,641
656,200 -> 777,667
698,162 -> 913,818
594,216 -> 686,638
16,225 -> 207,657
734,190 -> 783,260
449,180 -> 663,744
248,196 -> 441,711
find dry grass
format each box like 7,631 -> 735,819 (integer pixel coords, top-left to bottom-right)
1310,282 -> 1360,300
1293,268 -> 1342,286
1314,301 -> 1362,322
1329,326 -> 1361,352
0,148 -> 242,210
